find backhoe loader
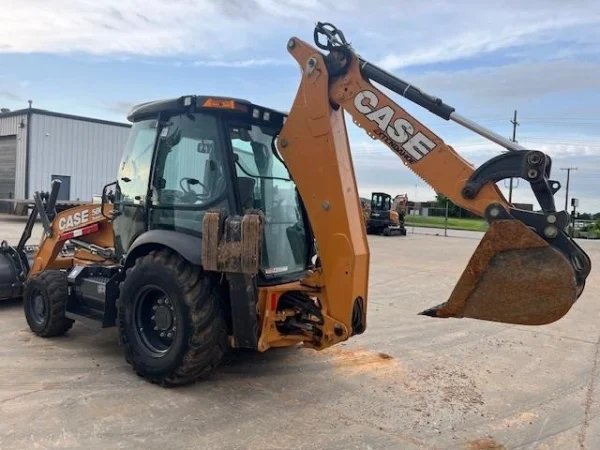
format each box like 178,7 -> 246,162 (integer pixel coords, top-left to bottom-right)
0,23 -> 591,386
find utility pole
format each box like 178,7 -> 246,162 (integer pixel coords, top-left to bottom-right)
444,199 -> 448,237
561,167 -> 578,211
508,110 -> 519,203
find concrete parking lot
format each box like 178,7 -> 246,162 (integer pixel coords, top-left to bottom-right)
0,216 -> 598,450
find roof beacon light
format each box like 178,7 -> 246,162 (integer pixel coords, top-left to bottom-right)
203,98 -> 248,112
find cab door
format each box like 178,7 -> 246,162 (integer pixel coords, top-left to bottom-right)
147,112 -> 232,236
113,118 -> 158,256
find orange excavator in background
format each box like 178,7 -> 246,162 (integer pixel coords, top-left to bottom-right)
0,23 -> 591,386
392,194 -> 409,216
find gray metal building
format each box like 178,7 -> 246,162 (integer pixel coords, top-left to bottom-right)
0,107 -> 131,212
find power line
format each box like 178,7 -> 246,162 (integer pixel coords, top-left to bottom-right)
522,137 -> 600,144
560,167 -> 578,211
508,110 -> 519,203
520,117 -> 600,122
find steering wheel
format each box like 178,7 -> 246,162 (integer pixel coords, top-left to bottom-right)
179,177 -> 207,196
159,189 -> 186,203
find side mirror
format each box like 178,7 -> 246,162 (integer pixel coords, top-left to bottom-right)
101,181 -> 119,220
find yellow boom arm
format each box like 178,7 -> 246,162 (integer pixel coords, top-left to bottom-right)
277,24 -> 590,336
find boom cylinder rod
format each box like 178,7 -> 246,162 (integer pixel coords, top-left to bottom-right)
358,58 -> 525,152
449,113 -> 525,152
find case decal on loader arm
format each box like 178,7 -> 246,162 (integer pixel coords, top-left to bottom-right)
57,206 -> 103,232
30,203 -> 115,276
354,89 -> 436,162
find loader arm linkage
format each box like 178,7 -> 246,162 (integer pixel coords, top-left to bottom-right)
27,203 -> 116,276
278,23 -> 591,331
25,181 -> 116,277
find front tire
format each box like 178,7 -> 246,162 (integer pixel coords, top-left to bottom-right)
23,270 -> 74,337
118,249 -> 227,387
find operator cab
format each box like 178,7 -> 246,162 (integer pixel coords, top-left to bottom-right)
371,192 -> 392,214
113,95 -> 313,283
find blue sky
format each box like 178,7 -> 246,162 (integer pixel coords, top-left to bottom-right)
2,0 -> 600,212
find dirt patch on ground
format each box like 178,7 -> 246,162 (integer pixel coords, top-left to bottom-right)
492,410 -> 538,430
466,438 -> 506,450
322,347 -> 486,432
398,363 -> 485,432
324,346 -> 401,378
418,365 -> 484,411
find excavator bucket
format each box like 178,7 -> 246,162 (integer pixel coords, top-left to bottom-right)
420,220 -> 580,326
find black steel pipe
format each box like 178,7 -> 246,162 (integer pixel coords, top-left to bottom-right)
46,179 -> 62,221
16,204 -> 38,254
358,57 -> 524,151
34,192 -> 53,237
359,58 -> 455,120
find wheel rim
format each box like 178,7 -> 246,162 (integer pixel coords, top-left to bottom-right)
133,285 -> 178,357
29,289 -> 46,326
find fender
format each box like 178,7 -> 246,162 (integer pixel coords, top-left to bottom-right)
125,230 -> 202,267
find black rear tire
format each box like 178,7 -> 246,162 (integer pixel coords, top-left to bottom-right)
23,270 -> 74,337
117,249 -> 228,387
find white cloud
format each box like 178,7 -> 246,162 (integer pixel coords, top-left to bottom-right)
377,1 -> 600,69
103,101 -> 136,116
193,58 -> 293,68
0,0 -> 361,55
2,0 -> 598,67
413,60 -> 600,104
379,19 -> 596,70
0,90 -> 20,101
0,76 -> 30,106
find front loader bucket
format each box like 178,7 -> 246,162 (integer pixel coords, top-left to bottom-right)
0,243 -> 28,300
420,220 -> 580,326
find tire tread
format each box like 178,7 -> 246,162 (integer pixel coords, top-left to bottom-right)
24,270 -> 74,337
118,249 -> 227,387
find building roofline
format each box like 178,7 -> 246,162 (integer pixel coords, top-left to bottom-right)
0,108 -> 131,128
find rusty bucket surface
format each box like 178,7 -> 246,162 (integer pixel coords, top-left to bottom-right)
421,220 -> 578,326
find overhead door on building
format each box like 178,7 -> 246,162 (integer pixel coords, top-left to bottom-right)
0,135 -> 17,213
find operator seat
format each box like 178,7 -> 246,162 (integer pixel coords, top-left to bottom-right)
238,177 -> 256,212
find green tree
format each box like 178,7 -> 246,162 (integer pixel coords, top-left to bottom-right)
434,193 -> 475,218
